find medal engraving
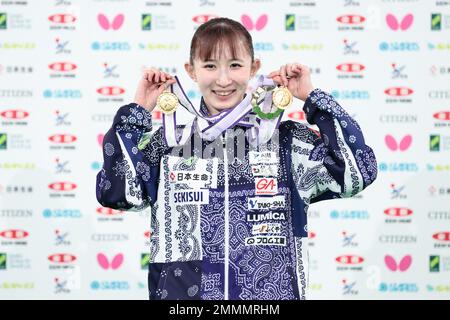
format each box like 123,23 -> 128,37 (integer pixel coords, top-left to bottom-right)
157,90 -> 179,114
272,86 -> 293,110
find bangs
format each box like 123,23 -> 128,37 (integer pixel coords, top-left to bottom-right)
189,18 -> 254,64
194,32 -> 247,62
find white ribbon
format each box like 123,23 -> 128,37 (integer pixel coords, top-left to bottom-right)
162,75 -> 283,147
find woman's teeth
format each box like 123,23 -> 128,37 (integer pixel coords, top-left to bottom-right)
214,90 -> 235,96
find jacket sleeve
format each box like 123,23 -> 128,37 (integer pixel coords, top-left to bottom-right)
291,88 -> 378,204
96,103 -> 165,210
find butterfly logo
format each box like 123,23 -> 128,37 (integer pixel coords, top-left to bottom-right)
97,253 -> 124,270
241,14 -> 268,31
384,254 -> 412,272
97,14 -> 124,30
386,13 -> 413,31
385,134 -> 412,151
97,134 -> 104,147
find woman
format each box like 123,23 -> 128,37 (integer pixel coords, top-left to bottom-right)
96,17 -> 377,300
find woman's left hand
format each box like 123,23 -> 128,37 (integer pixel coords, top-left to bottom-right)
268,63 -> 315,102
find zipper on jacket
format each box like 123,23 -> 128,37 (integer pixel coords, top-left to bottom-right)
223,132 -> 229,300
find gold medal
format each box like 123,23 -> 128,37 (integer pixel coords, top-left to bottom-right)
252,86 -> 284,120
157,90 -> 178,114
272,86 -> 293,110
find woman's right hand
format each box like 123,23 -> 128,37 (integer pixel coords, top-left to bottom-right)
134,68 -> 177,112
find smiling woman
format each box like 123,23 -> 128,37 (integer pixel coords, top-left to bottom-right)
184,18 -> 261,115
96,17 -> 378,301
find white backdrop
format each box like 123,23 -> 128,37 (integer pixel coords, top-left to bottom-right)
1,0 -> 450,299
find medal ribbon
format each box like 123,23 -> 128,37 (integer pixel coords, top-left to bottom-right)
162,75 -> 284,147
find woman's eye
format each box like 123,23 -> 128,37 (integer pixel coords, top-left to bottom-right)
231,63 -> 242,68
205,64 -> 215,69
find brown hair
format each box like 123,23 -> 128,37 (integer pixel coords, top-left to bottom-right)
189,17 -> 254,65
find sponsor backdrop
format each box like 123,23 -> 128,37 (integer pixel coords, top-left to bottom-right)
0,0 -> 449,299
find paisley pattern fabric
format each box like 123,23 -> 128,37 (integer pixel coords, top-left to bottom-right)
96,88 -> 377,300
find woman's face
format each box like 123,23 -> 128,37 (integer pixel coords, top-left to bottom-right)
185,44 -> 260,115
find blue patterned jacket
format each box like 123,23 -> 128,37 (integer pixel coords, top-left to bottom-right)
96,88 -> 378,300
